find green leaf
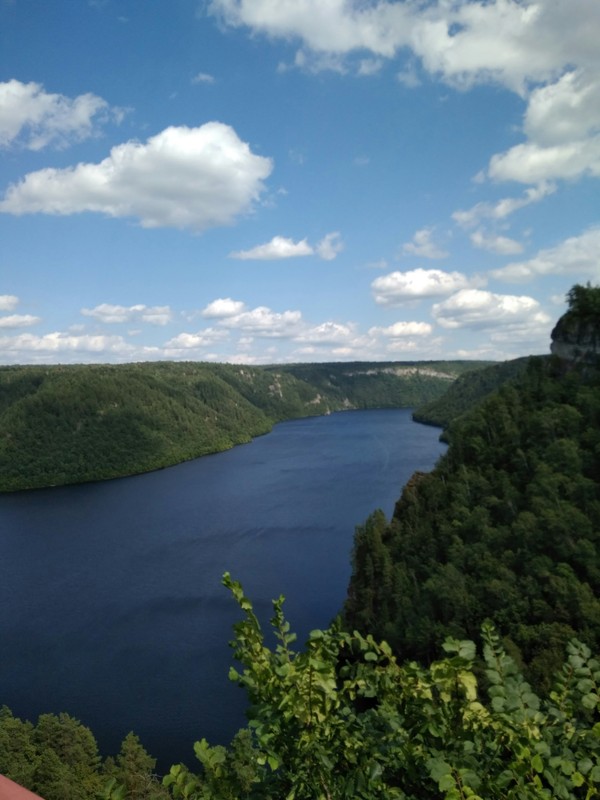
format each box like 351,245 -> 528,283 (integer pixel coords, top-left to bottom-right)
571,771 -> 585,787
531,754 -> 543,774
582,693 -> 599,710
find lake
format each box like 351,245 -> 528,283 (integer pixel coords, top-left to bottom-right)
0,409 -> 445,769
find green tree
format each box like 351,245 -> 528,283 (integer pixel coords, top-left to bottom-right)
158,576 -> 600,800
104,732 -> 168,800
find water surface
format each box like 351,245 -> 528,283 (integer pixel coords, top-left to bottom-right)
0,409 -> 445,767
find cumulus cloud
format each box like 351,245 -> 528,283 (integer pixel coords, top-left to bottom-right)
432,289 -> 550,333
81,303 -> 172,325
0,123 -> 273,230
202,298 -> 247,318
0,314 -> 40,328
208,1 -> 600,190
0,295 -> 19,311
208,1 -> 599,91
488,136 -> 600,185
164,328 -> 228,350
488,70 -> 600,184
491,226 -> 600,282
230,231 -> 343,260
371,268 -> 474,306
470,230 -> 523,255
217,305 -> 304,338
369,321 -> 433,338
402,227 -> 448,259
0,332 -> 136,359
0,79 -> 120,150
295,321 -> 357,345
231,235 -> 313,260
212,1 -> 413,60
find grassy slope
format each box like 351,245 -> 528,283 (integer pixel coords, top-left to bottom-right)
0,359 -> 492,491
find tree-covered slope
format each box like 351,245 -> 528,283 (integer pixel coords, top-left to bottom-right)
344,353 -> 600,687
0,359 -> 488,492
412,356 -> 537,430
277,360 -> 491,410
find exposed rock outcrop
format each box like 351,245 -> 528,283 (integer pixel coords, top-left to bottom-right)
551,317 -> 600,363
550,284 -> 600,364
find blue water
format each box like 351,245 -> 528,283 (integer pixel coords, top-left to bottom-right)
0,409 -> 445,768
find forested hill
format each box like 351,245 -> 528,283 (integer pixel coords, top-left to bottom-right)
412,355 -> 537,431
344,287 -> 600,687
0,359 -> 489,492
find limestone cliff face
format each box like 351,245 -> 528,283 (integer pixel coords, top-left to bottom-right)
550,313 -> 600,363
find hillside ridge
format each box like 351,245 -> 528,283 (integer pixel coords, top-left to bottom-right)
0,359 -> 490,492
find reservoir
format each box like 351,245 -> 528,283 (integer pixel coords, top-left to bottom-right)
0,409 -> 445,769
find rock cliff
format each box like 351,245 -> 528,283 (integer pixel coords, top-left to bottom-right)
550,284 -> 600,363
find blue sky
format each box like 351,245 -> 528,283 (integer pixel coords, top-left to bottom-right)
1,0 -> 599,365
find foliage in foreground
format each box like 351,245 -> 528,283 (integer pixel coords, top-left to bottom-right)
3,576 -> 600,799
159,575 -> 600,800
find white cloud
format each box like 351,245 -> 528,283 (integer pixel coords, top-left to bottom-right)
192,72 -> 216,84
369,321 -> 433,338
372,268 -> 474,306
230,235 -> 313,260
488,136 -> 600,185
452,182 -> 556,228
488,69 -> 600,184
296,321 -> 356,345
402,227 -> 448,259
208,1 -> 600,92
524,69 -> 600,147
0,314 -> 40,328
491,226 -> 600,282
315,231 -> 344,260
470,230 -> 523,255
208,1 -> 600,192
0,123 -> 273,230
0,79 -> 119,150
230,231 -> 344,261
432,289 -> 550,333
0,332 -> 135,358
211,1 -> 413,59
0,295 -> 19,311
217,305 -> 304,338
164,328 -> 228,350
202,298 -> 247,318
81,303 -> 172,325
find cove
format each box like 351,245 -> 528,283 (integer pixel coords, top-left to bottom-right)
0,409 -> 445,769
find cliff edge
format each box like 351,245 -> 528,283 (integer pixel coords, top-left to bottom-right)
550,283 -> 600,364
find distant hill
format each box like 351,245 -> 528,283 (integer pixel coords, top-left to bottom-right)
0,359 -> 491,492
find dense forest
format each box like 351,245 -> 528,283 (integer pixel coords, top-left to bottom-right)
344,285 -> 600,688
2,285 -> 600,798
0,359 -> 488,492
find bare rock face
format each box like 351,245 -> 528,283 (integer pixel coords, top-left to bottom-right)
551,315 -> 600,363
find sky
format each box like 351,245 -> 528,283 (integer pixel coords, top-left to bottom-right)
1,0 -> 599,366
